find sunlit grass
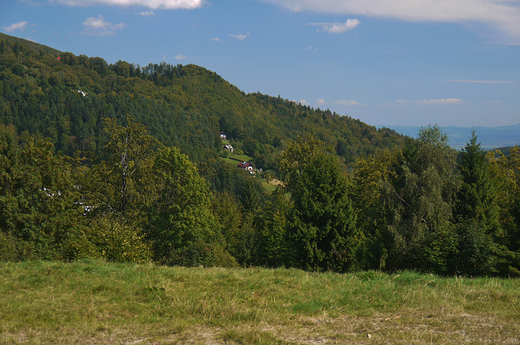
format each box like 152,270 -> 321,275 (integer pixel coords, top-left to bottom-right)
1,260 -> 518,344
223,153 -> 253,163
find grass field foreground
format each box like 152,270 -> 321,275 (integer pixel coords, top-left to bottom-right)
0,259 -> 518,344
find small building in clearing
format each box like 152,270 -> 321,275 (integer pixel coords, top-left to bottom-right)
237,161 -> 254,172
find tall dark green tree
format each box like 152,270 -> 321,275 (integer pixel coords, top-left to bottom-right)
279,134 -> 360,272
487,146 -> 520,275
452,130 -> 499,275
456,130 -> 500,226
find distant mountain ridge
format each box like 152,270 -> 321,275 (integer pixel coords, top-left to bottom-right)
385,124 -> 520,149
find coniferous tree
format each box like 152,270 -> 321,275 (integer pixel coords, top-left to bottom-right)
452,130 -> 499,275
279,134 -> 360,272
487,146 -> 520,275
456,130 -> 500,225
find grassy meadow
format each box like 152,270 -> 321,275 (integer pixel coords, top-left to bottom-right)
0,259 -> 518,344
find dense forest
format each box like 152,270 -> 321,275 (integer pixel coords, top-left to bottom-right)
1,33 -> 519,276
0,32 -> 404,167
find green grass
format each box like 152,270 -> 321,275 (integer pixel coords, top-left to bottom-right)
1,260 -> 519,344
221,157 -> 242,166
261,179 -> 277,193
226,153 -> 253,163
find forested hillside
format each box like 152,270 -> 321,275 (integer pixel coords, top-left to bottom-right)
1,33 -> 519,276
0,32 -> 404,167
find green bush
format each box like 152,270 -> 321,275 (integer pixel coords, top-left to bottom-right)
88,216 -> 152,264
59,230 -> 100,262
164,240 -> 238,268
0,231 -> 20,261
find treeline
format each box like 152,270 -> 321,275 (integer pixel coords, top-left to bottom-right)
0,33 -> 405,169
1,120 -> 519,276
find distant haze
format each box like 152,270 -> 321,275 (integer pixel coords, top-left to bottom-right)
384,124 -> 520,149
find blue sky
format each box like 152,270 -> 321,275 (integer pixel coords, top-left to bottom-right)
1,0 -> 519,127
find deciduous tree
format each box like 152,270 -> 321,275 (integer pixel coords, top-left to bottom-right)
83,115 -> 160,223
383,126 -> 460,273
0,125 -> 94,261
148,146 -> 222,266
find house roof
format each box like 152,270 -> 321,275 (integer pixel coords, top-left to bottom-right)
237,161 -> 252,168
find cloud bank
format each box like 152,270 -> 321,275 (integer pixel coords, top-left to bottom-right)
333,99 -> 363,106
414,98 -> 465,105
83,15 -> 127,36
310,19 -> 360,33
54,0 -> 204,10
229,33 -> 250,40
136,10 -> 154,15
388,98 -> 466,105
256,0 -> 520,44
3,21 -> 29,33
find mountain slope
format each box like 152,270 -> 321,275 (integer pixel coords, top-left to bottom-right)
0,32 -> 61,56
0,33 -> 406,167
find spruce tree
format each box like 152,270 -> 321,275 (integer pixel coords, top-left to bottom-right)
456,130 -> 500,227
452,130 -> 500,275
279,134 -> 360,272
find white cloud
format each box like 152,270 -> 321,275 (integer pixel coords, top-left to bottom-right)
83,15 -> 127,36
53,0 -> 205,10
307,46 -> 318,53
137,10 -> 154,15
229,33 -> 250,40
309,19 -> 360,33
445,79 -> 516,84
385,98 -> 465,106
3,21 -> 29,33
174,54 -> 188,60
211,37 -> 221,41
413,98 -> 465,105
316,98 -> 326,105
299,99 -> 308,105
333,99 -> 363,106
255,0 -> 520,44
